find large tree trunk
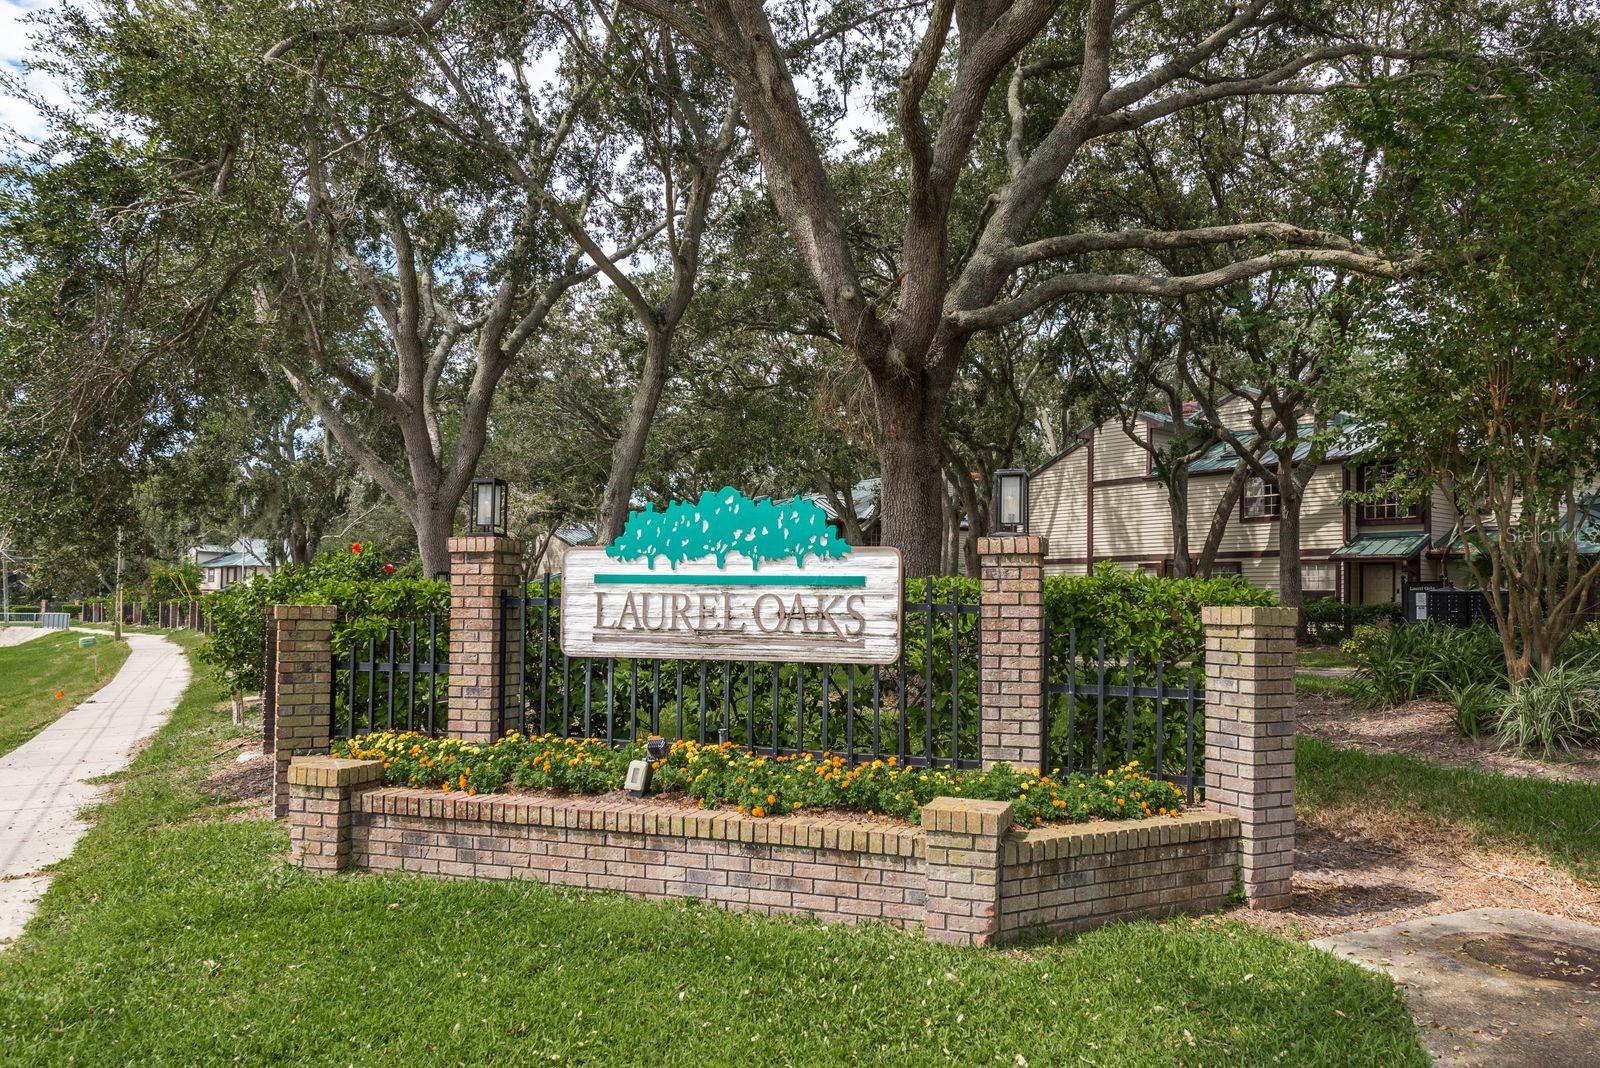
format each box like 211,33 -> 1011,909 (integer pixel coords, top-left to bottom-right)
874,372 -> 948,577
1277,478 -> 1303,611
412,499 -> 454,578
596,329 -> 672,545
1167,466 -> 1193,577
939,479 -> 959,574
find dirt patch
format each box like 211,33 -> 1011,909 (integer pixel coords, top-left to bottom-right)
203,752 -> 272,806
1297,692 -> 1600,784
1232,802 -> 1600,940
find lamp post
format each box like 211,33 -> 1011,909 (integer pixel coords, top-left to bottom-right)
469,477 -> 509,537
991,468 -> 1029,534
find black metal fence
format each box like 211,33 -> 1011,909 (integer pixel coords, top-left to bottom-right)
331,616 -> 449,738
506,576 -> 983,768
1043,623 -> 1205,803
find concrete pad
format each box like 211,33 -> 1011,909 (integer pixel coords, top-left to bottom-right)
0,627 -> 50,649
1314,907 -> 1600,1066
0,632 -> 188,947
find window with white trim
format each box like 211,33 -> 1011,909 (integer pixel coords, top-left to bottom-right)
1243,477 -> 1281,519
1302,562 -> 1337,596
1359,463 -> 1421,522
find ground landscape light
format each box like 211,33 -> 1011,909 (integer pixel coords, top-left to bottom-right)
992,468 -> 1029,534
470,476 -> 509,536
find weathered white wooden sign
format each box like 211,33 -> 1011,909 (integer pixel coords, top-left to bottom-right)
560,488 -> 903,664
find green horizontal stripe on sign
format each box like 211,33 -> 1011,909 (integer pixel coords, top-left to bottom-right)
595,573 -> 867,588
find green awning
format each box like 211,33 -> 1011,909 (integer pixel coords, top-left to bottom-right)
1330,532 -> 1430,560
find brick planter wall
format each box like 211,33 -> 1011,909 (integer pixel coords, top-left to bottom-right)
1000,813 -> 1239,938
355,787 -> 927,927
291,758 -> 1241,945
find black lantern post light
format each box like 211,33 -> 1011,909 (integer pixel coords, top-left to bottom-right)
470,476 -> 509,536
992,468 -> 1029,534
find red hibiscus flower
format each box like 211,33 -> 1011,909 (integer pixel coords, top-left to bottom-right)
351,542 -> 362,554
382,563 -> 395,574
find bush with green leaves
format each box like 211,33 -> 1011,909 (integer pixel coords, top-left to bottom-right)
1494,659 -> 1600,755
198,545 -> 447,697
1445,681 -> 1502,740
1565,621 -> 1600,661
1044,563 -> 1276,665
1343,622 -> 1507,707
138,562 -> 202,617
1301,598 -> 1404,645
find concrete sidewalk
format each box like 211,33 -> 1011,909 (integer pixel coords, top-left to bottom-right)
0,631 -> 189,945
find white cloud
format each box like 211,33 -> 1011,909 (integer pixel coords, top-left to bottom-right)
1,0 -> 72,149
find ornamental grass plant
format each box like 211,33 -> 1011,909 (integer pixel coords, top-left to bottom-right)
1494,658 -> 1600,755
332,731 -> 1184,826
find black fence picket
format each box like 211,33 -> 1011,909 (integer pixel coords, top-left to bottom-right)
331,614 -> 449,738
509,575 -> 982,768
1042,620 -> 1205,804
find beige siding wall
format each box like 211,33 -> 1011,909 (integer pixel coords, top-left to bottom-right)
1098,479 -> 1172,558
1026,421 -> 1392,598
1429,485 -> 1459,539
1095,425 -> 1150,480
1031,442 -> 1089,572
1215,392 -> 1259,432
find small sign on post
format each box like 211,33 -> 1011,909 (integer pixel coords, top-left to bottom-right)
561,488 -> 902,664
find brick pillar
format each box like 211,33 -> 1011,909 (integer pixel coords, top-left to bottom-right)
270,605 -> 337,819
287,756 -> 385,872
977,535 -> 1049,771
922,797 -> 1012,945
1202,605 -> 1298,909
446,535 -> 523,742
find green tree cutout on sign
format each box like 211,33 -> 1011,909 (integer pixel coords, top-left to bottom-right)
606,488 -> 852,570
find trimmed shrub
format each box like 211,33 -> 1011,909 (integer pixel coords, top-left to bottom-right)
1045,563 -> 1276,665
1301,598 -> 1404,644
198,546 -> 447,697
911,563 -> 1274,667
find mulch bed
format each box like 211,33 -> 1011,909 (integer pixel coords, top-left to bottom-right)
1297,692 -> 1600,784
1225,693 -> 1600,939
1231,801 -> 1600,940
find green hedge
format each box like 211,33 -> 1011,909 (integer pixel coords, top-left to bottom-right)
907,563 -> 1274,665
199,546 -> 447,696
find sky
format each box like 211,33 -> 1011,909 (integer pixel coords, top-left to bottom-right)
1,0 -> 69,147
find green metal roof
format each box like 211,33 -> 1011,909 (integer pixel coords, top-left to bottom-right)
1330,532 -> 1430,560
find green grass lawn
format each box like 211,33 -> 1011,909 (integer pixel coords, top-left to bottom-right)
0,647 -> 1428,1066
0,631 -> 130,758
1297,737 -> 1600,884
1295,672 -> 1356,698
1296,646 -> 1353,671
